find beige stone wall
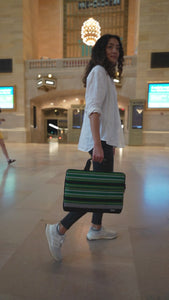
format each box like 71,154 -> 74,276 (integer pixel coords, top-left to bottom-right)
0,0 -> 40,142
127,0 -> 140,56
38,0 -> 63,59
23,0 -> 39,60
136,0 -> 169,99
0,0 -> 27,141
0,0 -> 24,113
136,0 -> 169,146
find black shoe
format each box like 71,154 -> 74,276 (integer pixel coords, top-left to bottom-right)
8,159 -> 16,165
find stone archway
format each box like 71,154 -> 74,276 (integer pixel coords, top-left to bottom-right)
29,89 -> 85,143
43,107 -> 68,143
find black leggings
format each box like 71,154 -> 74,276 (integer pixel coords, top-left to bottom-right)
60,141 -> 114,230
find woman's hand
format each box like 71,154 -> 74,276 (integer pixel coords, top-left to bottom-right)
92,142 -> 104,163
89,112 -> 104,163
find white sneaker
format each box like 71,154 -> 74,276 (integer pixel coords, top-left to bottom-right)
45,223 -> 65,261
87,227 -> 118,241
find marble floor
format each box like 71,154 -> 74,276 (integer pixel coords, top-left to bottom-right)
0,143 -> 169,300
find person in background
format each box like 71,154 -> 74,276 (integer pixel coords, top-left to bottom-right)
0,110 -> 16,165
46,34 -> 125,261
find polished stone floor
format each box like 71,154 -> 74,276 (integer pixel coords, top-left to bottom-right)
0,143 -> 169,300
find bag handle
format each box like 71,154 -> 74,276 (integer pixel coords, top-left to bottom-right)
84,158 -> 92,171
84,158 -> 108,171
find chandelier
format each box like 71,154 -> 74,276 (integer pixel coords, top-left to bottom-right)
81,18 -> 101,46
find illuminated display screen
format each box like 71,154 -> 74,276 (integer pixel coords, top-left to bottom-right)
147,82 -> 169,109
0,86 -> 15,109
132,104 -> 143,129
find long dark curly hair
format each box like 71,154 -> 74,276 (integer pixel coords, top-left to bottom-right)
82,34 -> 124,87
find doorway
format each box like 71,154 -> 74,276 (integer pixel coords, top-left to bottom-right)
44,108 -> 68,143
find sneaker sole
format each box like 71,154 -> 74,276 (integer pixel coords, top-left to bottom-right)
45,224 -> 62,261
87,233 -> 118,241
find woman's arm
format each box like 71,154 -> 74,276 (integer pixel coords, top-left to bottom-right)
89,112 -> 104,163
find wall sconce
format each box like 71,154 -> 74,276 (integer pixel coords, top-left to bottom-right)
36,74 -> 56,91
113,72 -> 122,85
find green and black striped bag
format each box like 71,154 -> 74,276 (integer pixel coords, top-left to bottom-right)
63,159 -> 126,214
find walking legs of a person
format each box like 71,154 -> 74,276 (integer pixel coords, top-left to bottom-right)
45,223 -> 66,261
86,225 -> 118,240
87,212 -> 118,240
0,139 -> 16,164
45,212 -> 85,261
45,144 -> 118,261
45,219 -> 117,261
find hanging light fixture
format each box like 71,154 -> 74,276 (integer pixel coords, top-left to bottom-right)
81,17 -> 101,46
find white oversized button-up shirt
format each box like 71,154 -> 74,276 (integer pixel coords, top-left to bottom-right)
78,65 -> 125,152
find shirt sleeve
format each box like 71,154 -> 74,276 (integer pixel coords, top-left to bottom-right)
85,66 -> 107,117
